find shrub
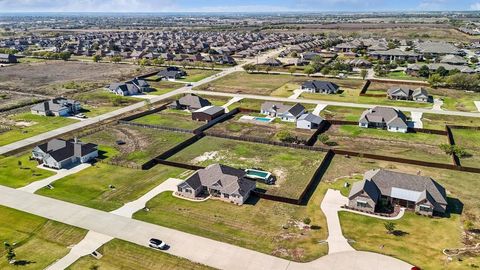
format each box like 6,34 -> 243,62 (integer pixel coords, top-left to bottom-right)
317,134 -> 330,145
276,130 -> 295,143
303,217 -> 312,225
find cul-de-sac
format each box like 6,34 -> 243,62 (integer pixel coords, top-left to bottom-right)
0,5 -> 479,270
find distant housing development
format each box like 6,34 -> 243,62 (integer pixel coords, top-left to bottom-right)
31,98 -> 81,116
348,169 -> 448,216
176,164 -> 256,205
32,138 -> 98,169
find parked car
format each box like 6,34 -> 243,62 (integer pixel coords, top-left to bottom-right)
149,238 -> 167,250
186,83 -> 193,87
75,113 -> 87,118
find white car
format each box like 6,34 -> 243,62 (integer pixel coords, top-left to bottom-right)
149,238 -> 167,250
75,113 -> 87,119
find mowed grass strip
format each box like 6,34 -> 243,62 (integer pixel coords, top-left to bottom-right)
68,239 -> 214,270
0,206 -> 87,270
0,113 -> 79,146
0,153 -> 55,188
36,163 -> 187,212
132,109 -> 204,130
167,136 -> 326,198
177,68 -> 220,82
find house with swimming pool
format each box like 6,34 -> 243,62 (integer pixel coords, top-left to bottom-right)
176,164 -> 256,205
260,102 -> 305,122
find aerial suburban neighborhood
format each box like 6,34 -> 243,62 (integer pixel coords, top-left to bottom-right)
0,3 -> 479,270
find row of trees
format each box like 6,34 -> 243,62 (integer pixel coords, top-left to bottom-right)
0,48 -> 18,54
26,51 -> 72,61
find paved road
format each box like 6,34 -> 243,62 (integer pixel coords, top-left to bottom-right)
0,185 -> 412,270
190,90 -> 480,118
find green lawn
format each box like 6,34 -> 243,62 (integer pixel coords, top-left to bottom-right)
0,113 -> 78,146
320,105 -> 366,121
321,125 -> 452,164
381,70 -> 426,81
422,114 -> 480,130
451,128 -> 480,168
36,163 -> 187,212
82,126 -> 193,166
178,68 -> 220,82
0,153 -> 55,188
73,89 -> 137,108
148,81 -> 184,95
131,109 -> 204,130
68,239 -> 213,270
167,136 -> 326,198
0,206 -> 87,270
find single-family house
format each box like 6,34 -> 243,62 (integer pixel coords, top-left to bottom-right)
0,53 -> 17,63
348,169 -> 448,216
192,106 -> 225,122
260,102 -> 306,122
359,106 -> 408,133
301,80 -> 340,94
440,54 -> 467,65
368,49 -> 421,62
157,67 -> 187,81
263,58 -> 282,66
107,78 -> 150,96
387,86 -> 430,102
169,94 -> 211,111
296,113 -> 324,129
31,98 -> 81,116
32,138 -> 98,169
176,164 -> 256,205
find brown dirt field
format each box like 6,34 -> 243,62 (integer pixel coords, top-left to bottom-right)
0,61 -> 155,95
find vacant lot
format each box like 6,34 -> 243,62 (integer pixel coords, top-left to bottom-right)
319,105 -> 366,121
36,163 -> 187,212
208,112 -> 315,143
82,125 -> 193,166
319,125 -> 452,164
148,81 -> 184,95
451,128 -> 480,168
179,68 -> 220,82
0,92 -> 42,111
0,206 -> 87,270
131,109 -> 204,130
0,61 -> 153,95
333,155 -> 480,270
421,114 -> 480,130
167,136 -> 326,198
0,153 -> 55,188
0,112 -> 79,146
69,239 -> 214,270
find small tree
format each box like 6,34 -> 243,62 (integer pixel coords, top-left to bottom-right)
384,222 -> 396,234
111,56 -> 122,63
303,217 -> 311,225
418,65 -> 430,78
92,55 -> 101,63
317,134 -> 330,145
288,66 -> 297,76
181,61 -> 188,69
427,73 -> 444,88
304,65 -> 315,77
360,69 -> 368,80
264,66 -> 272,74
4,242 -> 15,263
276,130 -> 295,143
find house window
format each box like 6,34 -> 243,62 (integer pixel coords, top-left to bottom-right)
356,200 -> 368,208
419,205 -> 431,212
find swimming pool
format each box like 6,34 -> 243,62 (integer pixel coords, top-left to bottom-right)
245,169 -> 273,184
253,117 -> 273,122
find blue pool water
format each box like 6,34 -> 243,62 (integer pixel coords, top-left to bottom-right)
254,117 -> 272,122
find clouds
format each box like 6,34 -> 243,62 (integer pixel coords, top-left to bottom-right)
471,2 -> 480,9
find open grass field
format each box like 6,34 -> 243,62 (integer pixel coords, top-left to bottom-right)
318,125 -> 452,164
148,81 -> 184,95
167,136 -> 326,198
36,163 -> 187,212
0,113 -> 79,146
314,153 -> 480,269
421,114 -> 480,130
131,109 -> 205,130
68,239 -> 214,270
208,112 -> 315,142
178,68 -> 220,82
0,92 -> 41,111
0,153 -> 55,188
0,206 -> 87,270
82,125 -> 193,166
319,105 -> 366,121
451,128 -> 480,168
379,70 -> 425,81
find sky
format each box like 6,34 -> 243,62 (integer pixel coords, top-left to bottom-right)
1,0 -> 480,13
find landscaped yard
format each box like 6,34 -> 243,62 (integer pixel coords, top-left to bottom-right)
451,128 -> 480,168
0,206 -> 87,270
82,125 -> 193,166
318,125 -> 452,164
36,163 -> 188,212
131,109 -> 205,130
0,113 -> 79,146
207,112 -> 315,143
167,136 -> 327,198
68,239 -> 214,270
0,153 -> 55,188
333,155 -> 480,270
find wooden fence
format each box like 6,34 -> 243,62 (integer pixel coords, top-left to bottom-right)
118,121 -> 195,134
359,80 -> 371,95
306,121 -> 331,146
155,159 -> 205,171
193,108 -> 241,134
119,103 -> 168,122
445,125 -> 461,166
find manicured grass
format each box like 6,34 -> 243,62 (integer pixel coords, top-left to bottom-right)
0,113 -> 79,146
270,82 -> 299,97
321,125 -> 452,164
177,68 -> 220,82
0,153 -> 55,188
132,109 -> 205,130
167,136 -> 326,198
320,105 -> 366,121
68,239 -> 213,270
325,154 -> 480,269
81,104 -> 119,118
0,206 -> 87,270
148,81 -> 184,95
36,163 -> 187,212
422,113 -> 480,130
381,70 -> 426,81
452,128 -> 480,168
